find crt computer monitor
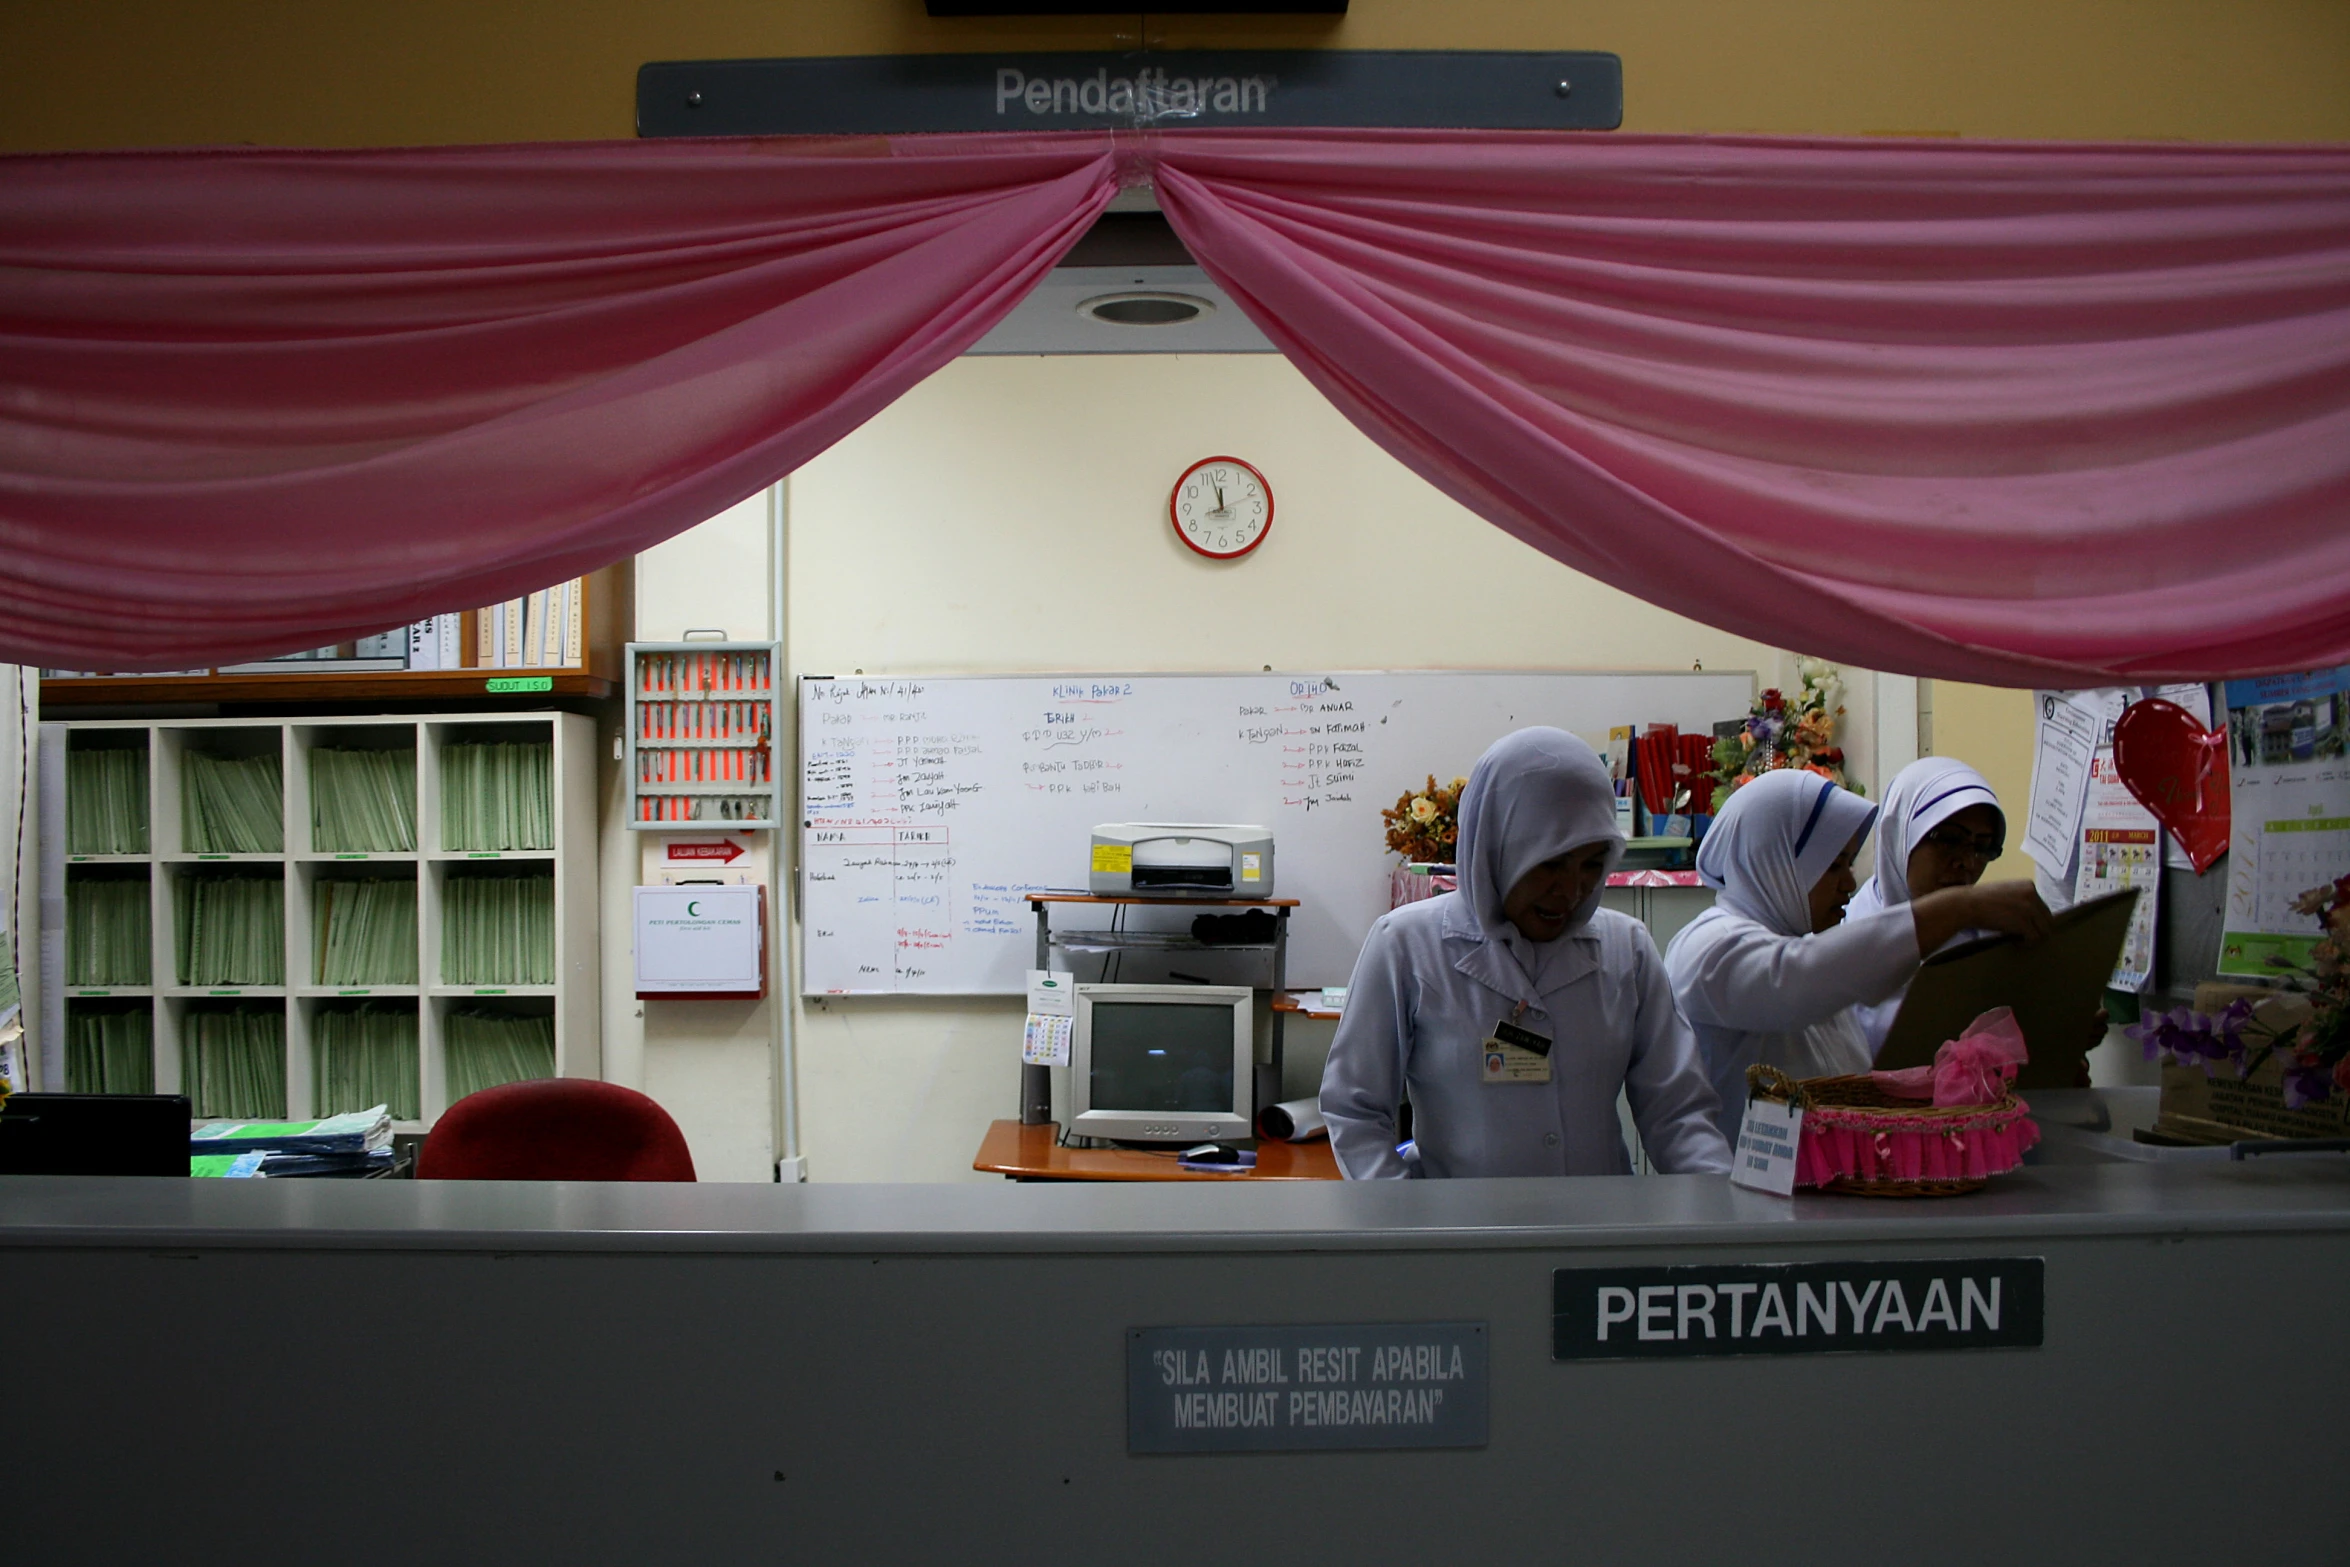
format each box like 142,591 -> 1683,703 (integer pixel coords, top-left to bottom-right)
1070,984 -> 1253,1144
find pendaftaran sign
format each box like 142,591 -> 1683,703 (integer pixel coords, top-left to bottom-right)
1127,1321 -> 1487,1454
1553,1258 -> 2044,1361
638,51 -> 1621,138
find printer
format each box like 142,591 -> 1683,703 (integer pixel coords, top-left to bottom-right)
1089,823 -> 1275,899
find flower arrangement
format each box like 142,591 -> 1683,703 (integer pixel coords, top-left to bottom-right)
1382,774 -> 1468,864
1711,656 -> 1856,794
2128,874 -> 2350,1108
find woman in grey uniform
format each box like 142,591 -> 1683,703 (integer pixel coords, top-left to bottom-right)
1318,727 -> 1731,1179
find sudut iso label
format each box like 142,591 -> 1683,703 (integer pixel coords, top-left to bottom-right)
1128,1322 -> 1488,1454
1553,1258 -> 2043,1361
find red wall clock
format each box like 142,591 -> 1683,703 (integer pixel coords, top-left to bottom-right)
1169,456 -> 1273,560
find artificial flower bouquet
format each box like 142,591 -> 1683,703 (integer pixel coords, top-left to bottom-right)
1712,656 -> 1856,794
1382,773 -> 1467,866
2130,874 -> 2350,1110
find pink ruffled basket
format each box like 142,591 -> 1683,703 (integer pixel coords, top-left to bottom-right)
1746,1056 -> 2041,1198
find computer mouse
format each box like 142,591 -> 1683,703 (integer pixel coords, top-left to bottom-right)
1181,1142 -> 1240,1163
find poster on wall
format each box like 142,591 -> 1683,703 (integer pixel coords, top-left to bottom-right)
2024,689 -> 2119,880
2079,735 -> 2161,992
2219,666 -> 2350,978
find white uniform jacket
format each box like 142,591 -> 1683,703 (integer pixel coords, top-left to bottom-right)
1319,892 -> 1730,1179
1665,903 -> 1920,1139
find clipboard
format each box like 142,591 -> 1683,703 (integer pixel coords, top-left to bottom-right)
1875,888 -> 2139,1090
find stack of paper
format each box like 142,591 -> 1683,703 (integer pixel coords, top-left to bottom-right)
181,1004 -> 286,1118
182,749 -> 284,853
313,877 -> 420,985
310,746 -> 417,852
440,739 -> 553,850
257,1148 -> 396,1177
192,1102 -> 391,1156
66,746 -> 149,854
66,1006 -> 153,1093
174,873 -> 285,986
310,1004 -> 420,1120
67,875 -> 152,985
189,1151 -> 269,1177
441,872 -> 554,984
190,1103 -> 393,1175
445,1007 -> 556,1101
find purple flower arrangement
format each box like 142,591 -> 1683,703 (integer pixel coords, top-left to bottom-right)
2129,873 -> 2350,1110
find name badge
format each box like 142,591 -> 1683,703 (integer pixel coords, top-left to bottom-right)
1481,1017 -> 1553,1084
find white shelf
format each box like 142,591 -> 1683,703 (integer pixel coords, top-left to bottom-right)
37,711 -> 601,1123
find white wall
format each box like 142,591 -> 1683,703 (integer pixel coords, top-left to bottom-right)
619,493 -> 779,1182
627,354 -> 1906,1182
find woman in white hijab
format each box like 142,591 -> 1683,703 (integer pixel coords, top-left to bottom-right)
1319,728 -> 1730,1179
1665,769 -> 2049,1139
1844,758 -> 2007,1051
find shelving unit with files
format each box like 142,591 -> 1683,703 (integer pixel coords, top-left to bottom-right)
36,713 -> 600,1130
626,641 -> 782,830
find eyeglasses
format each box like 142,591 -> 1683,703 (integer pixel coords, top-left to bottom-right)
1920,825 -> 2003,863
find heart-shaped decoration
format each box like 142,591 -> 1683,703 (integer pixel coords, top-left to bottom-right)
2112,698 -> 2231,873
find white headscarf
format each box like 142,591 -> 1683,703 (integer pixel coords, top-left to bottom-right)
1696,769 -> 1880,938
1693,768 -> 1884,1074
1452,728 -> 1625,1007
1848,758 -> 2004,919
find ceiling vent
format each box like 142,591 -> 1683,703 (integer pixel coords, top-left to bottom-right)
1077,291 -> 1216,327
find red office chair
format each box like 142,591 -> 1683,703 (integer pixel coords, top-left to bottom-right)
417,1079 -> 697,1181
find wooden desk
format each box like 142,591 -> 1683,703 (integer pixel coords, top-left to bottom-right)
974,1120 -> 1341,1181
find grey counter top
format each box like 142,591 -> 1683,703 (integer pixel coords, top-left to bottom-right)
1,1161 -> 2345,1255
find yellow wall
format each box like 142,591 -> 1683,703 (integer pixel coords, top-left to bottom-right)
1926,682 -> 2038,883
4,1 -> 2347,151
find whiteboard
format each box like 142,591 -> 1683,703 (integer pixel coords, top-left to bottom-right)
798,670 -> 1752,994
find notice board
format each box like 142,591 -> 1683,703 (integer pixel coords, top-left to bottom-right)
798,670 -> 1751,995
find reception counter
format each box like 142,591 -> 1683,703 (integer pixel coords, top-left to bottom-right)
5,1160 -> 2345,1564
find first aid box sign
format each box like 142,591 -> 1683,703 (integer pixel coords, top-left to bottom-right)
635,884 -> 766,999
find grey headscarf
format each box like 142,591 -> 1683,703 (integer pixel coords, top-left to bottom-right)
1452,728 -> 1625,1007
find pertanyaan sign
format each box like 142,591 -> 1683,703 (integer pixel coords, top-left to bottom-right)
1127,1321 -> 1487,1454
638,51 -> 1623,138
1553,1258 -> 2043,1361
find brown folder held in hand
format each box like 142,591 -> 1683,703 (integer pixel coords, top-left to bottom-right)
1875,888 -> 2140,1090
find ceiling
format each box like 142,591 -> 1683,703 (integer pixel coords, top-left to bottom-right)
962,210 -> 1278,356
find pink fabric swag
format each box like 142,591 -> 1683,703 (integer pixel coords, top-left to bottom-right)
4,129 -> 2347,677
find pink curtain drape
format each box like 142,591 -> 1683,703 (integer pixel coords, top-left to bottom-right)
1151,132 -> 2350,685
4,128 -> 2347,681
0,135 -> 1115,667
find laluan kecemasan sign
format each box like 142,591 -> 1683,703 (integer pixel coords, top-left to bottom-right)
637,51 -> 1622,137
